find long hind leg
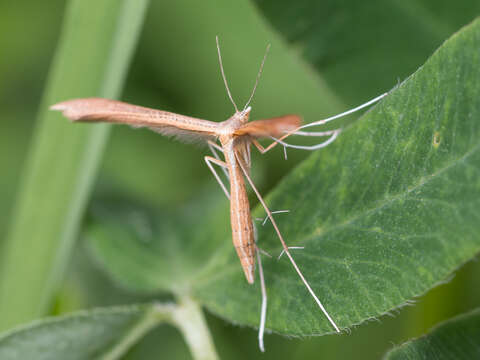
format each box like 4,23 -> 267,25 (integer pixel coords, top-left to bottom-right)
255,245 -> 268,352
208,140 -> 229,179
204,156 -> 229,199
251,92 -> 388,154
236,152 -> 340,333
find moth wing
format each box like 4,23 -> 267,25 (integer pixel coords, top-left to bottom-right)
51,98 -> 219,143
147,125 -> 215,144
234,114 -> 301,138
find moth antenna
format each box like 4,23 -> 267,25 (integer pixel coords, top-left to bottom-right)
243,43 -> 271,111
216,36 -> 239,113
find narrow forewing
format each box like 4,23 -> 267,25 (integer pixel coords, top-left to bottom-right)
51,98 -> 221,142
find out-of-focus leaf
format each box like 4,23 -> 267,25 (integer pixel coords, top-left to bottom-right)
0,0 -> 149,331
253,0 -> 480,103
384,308 -> 480,359
87,18 -> 480,336
86,192 -> 230,294
0,305 -> 151,360
0,298 -> 217,360
137,0 -> 344,123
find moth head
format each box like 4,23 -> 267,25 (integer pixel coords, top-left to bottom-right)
237,106 -> 251,124
224,106 -> 251,131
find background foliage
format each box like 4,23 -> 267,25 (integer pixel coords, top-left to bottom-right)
1,1 -> 479,359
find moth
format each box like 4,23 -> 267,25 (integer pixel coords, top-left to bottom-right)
51,37 -> 387,351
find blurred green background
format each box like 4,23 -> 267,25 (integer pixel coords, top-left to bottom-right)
1,1 -> 480,359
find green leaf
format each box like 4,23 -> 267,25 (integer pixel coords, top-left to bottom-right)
384,308 -> 480,359
0,305 -> 157,360
0,298 -> 218,360
86,193 -> 229,294
196,17 -> 480,335
253,0 -> 480,103
87,17 -> 480,336
0,0 -> 149,331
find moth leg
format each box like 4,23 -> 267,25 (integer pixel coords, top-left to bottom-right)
278,246 -> 305,260
269,129 -> 341,151
236,152 -> 340,333
252,128 -> 342,155
256,247 -> 272,258
208,140 -> 229,179
260,209 -> 290,226
204,156 -> 230,199
255,245 -> 268,352
252,224 -> 272,258
253,217 -> 269,352
207,139 -> 224,154
252,92 -> 388,155
251,138 -> 278,154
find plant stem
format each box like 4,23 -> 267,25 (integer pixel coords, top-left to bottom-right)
99,298 -> 218,360
100,304 -> 175,360
172,295 -> 219,360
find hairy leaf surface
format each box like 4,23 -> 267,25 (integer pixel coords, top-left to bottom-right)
0,306 -> 149,360
88,18 -> 480,335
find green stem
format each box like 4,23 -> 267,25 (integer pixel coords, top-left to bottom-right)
99,298 -> 218,360
171,295 -> 219,360
100,304 -> 175,360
